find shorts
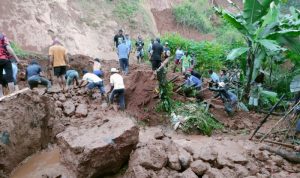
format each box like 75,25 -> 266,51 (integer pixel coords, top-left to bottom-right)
249,97 -> 258,106
151,60 -> 161,71
136,50 -> 144,58
54,66 -> 66,77
175,59 -> 180,65
0,59 -> 13,85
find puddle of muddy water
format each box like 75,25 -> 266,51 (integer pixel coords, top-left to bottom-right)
10,147 -> 74,178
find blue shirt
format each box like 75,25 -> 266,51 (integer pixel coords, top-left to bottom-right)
26,64 -> 41,79
185,75 -> 202,88
125,38 -> 131,51
211,72 -> 220,83
66,70 -> 78,79
118,43 -> 129,59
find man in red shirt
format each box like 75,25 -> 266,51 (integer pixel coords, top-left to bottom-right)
0,33 -> 20,97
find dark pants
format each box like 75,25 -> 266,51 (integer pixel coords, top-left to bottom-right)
28,75 -> 51,89
119,58 -> 128,74
87,81 -> 105,94
0,59 -> 13,85
109,88 -> 125,110
151,60 -> 161,71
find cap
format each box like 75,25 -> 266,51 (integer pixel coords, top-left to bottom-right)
111,68 -> 119,73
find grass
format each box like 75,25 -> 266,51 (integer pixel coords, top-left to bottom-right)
174,103 -> 223,136
10,41 -> 30,58
113,0 -> 140,20
173,0 -> 214,33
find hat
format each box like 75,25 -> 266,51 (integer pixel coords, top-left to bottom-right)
82,69 -> 88,74
111,68 -> 119,73
94,58 -> 100,62
218,82 -> 226,88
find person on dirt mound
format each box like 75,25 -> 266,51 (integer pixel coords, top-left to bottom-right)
114,29 -> 125,48
173,46 -> 184,73
135,35 -> 145,64
209,82 -> 238,116
26,60 -> 51,91
220,69 -> 229,83
208,69 -> 220,87
117,40 -> 130,75
89,58 -> 104,78
163,42 -> 171,62
81,69 -> 106,98
180,51 -> 192,74
147,38 -> 154,57
125,34 -> 132,59
184,72 -> 202,92
49,39 -> 69,91
65,69 -> 79,88
0,33 -> 20,97
150,38 -> 164,73
108,68 -> 125,110
3,59 -> 19,91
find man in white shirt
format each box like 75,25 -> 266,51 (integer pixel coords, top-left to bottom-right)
81,69 -> 105,96
108,68 -> 125,110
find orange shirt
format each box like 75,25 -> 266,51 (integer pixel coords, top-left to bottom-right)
49,45 -> 67,67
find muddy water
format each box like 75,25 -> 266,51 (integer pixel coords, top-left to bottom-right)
10,148 -> 73,178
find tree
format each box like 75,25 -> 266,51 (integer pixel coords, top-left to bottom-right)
215,0 -> 300,96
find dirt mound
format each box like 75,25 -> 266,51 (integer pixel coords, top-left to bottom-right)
152,9 -> 214,41
125,69 -> 161,125
0,91 -> 56,176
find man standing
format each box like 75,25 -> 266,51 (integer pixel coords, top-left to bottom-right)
151,38 -> 164,72
173,46 -> 184,73
109,68 -> 125,110
49,40 -> 68,90
135,35 -> 144,63
114,29 -> 125,48
26,60 -> 51,91
125,34 -> 132,59
117,40 -> 129,75
0,33 -> 20,97
180,51 -> 192,74
163,42 -> 171,61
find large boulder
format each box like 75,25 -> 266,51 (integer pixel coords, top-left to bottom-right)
0,91 -> 55,176
57,116 -> 139,178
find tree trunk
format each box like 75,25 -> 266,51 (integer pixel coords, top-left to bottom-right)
244,51 -> 255,98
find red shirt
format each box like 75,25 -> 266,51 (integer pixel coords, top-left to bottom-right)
0,33 -> 10,60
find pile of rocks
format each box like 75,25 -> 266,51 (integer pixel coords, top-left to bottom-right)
124,128 -> 300,178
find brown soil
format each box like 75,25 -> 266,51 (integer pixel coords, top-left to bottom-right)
152,9 -> 214,41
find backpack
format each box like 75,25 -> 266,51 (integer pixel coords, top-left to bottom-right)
0,33 -> 9,59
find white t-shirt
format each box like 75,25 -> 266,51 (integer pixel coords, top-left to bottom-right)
82,73 -> 102,83
110,73 -> 125,90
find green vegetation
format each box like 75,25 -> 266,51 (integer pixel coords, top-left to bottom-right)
10,41 -> 30,58
174,103 -> 223,136
156,68 -> 174,113
161,33 -> 236,73
173,0 -> 213,33
113,0 -> 140,19
216,0 -> 300,96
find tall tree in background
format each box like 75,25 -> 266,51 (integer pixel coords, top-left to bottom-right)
215,0 -> 300,96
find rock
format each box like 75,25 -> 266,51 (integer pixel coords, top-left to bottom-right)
234,164 -> 249,177
270,155 -> 284,166
55,101 -> 63,108
178,147 -> 193,169
193,146 -> 218,162
57,116 -> 139,178
156,167 -> 170,178
271,171 -> 290,178
245,161 -> 259,175
217,155 -> 234,168
124,165 -> 155,178
253,150 -> 269,162
168,154 -> 181,171
63,101 -> 75,116
154,130 -> 164,139
180,168 -> 198,178
128,140 -> 168,171
229,153 -> 248,165
190,160 -> 210,176
0,92 -> 54,176
75,104 -> 88,117
58,94 -> 66,102
221,167 -> 237,178
204,168 -> 224,178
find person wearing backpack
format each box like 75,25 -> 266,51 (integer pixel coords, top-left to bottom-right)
0,33 -> 20,97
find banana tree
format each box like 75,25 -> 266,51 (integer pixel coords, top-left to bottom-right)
215,0 -> 300,96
